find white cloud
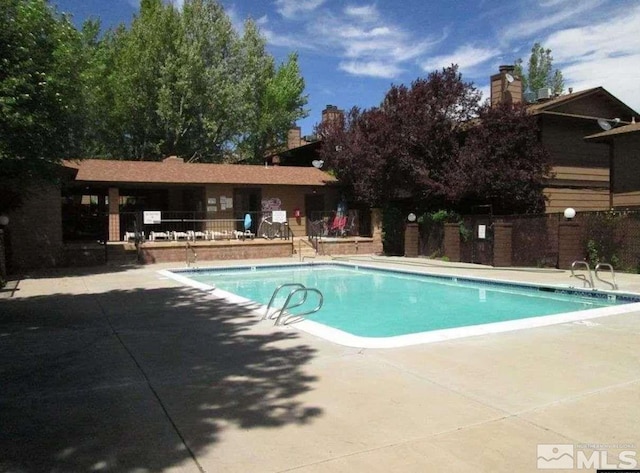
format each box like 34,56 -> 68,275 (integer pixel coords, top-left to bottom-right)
261,3 -> 443,79
421,45 -> 499,74
501,0 -> 604,42
544,4 -> 640,113
275,0 -> 326,19
338,61 -> 402,78
344,4 -> 379,22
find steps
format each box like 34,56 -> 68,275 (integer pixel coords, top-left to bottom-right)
293,237 -> 317,259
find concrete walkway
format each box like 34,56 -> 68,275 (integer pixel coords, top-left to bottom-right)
1,258 -> 639,472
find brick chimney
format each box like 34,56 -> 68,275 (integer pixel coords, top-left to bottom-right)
322,104 -> 344,124
287,126 -> 302,150
490,65 -> 522,107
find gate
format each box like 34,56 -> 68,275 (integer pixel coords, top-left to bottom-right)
461,210 -> 493,265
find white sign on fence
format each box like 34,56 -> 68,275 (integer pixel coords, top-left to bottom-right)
272,210 -> 287,223
143,211 -> 162,224
477,224 -> 486,239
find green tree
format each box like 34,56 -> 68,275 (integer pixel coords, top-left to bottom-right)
0,0 -> 85,212
90,0 -> 306,163
514,42 -> 564,95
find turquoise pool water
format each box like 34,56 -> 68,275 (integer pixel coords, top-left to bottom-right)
182,264 -> 635,338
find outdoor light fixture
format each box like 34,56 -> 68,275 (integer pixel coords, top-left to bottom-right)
407,213 -> 417,222
563,208 -> 576,220
597,117 -> 621,131
0,215 -> 8,226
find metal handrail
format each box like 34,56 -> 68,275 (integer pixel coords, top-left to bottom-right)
275,288 -> 324,326
185,241 -> 197,268
263,283 -> 306,320
571,261 -> 594,288
595,263 -> 618,290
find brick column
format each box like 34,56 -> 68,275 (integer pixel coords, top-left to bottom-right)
444,223 -> 461,262
108,187 -> 120,241
404,223 -> 419,257
558,221 -> 584,269
370,208 -> 383,254
492,222 -> 513,267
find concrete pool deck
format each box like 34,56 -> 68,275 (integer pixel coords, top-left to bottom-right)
1,257 -> 639,472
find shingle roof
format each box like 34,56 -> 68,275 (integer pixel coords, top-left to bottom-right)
64,158 -> 337,186
527,87 -> 600,113
584,121 -> 640,142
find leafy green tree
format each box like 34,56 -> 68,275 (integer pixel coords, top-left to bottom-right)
515,42 -> 564,95
89,0 -> 307,162
0,0 -> 85,211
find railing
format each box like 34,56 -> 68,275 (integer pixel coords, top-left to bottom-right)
571,261 -> 594,288
120,211 -> 290,242
185,241 -> 197,267
595,263 -> 618,290
308,210 -> 360,240
263,283 -> 324,325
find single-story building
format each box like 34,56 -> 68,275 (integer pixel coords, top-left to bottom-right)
3,156 -> 382,272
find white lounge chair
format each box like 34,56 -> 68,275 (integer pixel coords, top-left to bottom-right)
150,231 -> 170,241
172,231 -> 189,240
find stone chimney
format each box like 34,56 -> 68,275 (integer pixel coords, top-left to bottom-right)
321,104 -> 344,125
490,65 -> 522,107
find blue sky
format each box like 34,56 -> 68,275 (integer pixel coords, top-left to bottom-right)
54,0 -> 640,136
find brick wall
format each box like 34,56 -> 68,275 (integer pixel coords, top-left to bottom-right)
316,238 -> 378,256
404,223 -> 419,257
558,222 -> 584,269
444,223 -> 461,262
492,223 -> 513,267
7,183 -> 63,272
138,240 -> 293,264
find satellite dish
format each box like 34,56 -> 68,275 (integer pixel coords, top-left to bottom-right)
597,118 -> 612,131
312,160 -> 324,169
505,73 -> 514,84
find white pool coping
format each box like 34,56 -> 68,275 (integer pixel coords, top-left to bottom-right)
158,264 -> 640,349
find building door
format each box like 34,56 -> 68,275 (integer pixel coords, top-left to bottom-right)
234,188 -> 262,232
305,194 -> 325,235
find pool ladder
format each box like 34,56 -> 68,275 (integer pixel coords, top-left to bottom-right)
571,261 -> 618,290
263,283 -> 324,325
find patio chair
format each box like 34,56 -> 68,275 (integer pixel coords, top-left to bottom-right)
150,231 -> 170,241
187,230 -> 206,241
172,231 -> 189,240
330,215 -> 348,236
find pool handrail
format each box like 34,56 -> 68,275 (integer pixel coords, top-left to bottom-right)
275,287 -> 323,326
571,261 -> 594,288
595,263 -> 618,290
263,283 -> 306,320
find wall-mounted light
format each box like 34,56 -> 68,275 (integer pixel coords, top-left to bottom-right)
407,213 -> 417,222
0,215 -> 9,226
563,208 -> 576,220
597,117 -> 621,131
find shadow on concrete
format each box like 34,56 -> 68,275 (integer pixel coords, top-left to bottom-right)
0,284 -> 321,472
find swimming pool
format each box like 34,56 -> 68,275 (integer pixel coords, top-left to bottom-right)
160,263 -> 640,347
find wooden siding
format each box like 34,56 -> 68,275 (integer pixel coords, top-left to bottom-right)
549,89 -> 633,119
541,115 -> 610,168
544,187 -> 610,213
550,165 -> 609,187
612,134 -> 640,193
613,191 -> 640,209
